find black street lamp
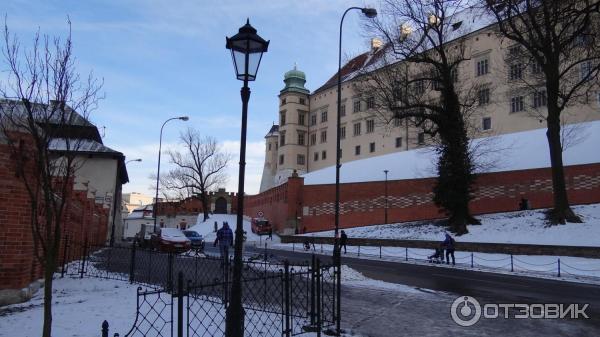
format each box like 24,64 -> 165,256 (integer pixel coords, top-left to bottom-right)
126,158 -> 142,164
226,19 -> 269,337
153,116 -> 189,233
384,170 -> 389,224
334,6 -> 376,335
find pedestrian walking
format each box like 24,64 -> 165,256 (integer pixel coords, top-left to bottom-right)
340,230 -> 348,254
443,233 -> 456,265
214,222 -> 233,266
268,228 -> 273,240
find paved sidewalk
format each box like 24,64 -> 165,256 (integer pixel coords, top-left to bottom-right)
340,285 -> 599,337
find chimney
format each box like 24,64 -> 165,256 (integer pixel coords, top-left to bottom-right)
371,38 -> 383,51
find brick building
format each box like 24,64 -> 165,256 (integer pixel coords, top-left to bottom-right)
0,100 -> 128,305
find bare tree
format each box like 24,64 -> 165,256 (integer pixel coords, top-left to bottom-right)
485,0 -> 600,224
163,128 -> 230,222
358,0 -> 487,234
0,21 -> 102,337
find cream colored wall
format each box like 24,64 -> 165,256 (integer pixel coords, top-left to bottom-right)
278,91 -> 310,174
302,25 -> 600,173
122,192 -> 154,213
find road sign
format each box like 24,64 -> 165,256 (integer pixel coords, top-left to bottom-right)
257,211 -> 264,217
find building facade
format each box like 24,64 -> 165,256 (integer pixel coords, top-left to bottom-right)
260,17 -> 600,193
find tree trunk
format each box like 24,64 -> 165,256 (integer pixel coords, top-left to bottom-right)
200,191 -> 210,221
433,90 -> 480,235
42,259 -> 55,337
545,111 -> 582,224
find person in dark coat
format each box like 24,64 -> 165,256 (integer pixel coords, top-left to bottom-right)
340,230 -> 348,254
214,222 -> 233,265
443,233 -> 456,265
268,228 -> 273,240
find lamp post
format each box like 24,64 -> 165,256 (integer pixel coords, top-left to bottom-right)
226,19 -> 269,337
153,116 -> 189,233
126,158 -> 142,164
334,6 -> 376,335
384,170 -> 389,224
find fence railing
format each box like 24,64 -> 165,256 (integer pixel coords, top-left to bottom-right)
61,237 -> 339,337
272,241 -> 600,279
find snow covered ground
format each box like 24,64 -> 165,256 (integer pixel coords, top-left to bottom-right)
189,214 -> 281,244
0,277 -> 140,337
304,203 -> 600,247
0,266 -> 415,337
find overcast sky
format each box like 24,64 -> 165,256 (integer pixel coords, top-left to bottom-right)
3,0 -> 376,196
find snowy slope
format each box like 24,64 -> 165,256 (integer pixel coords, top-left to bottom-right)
305,203 -> 600,247
303,120 -> 600,185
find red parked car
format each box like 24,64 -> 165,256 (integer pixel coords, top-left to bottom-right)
151,228 -> 191,253
251,218 -> 271,235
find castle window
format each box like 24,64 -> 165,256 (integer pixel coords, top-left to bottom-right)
321,110 -> 328,123
310,133 -> 316,145
478,88 -> 490,106
509,63 -> 523,80
297,154 -> 305,165
366,119 -> 375,133
366,97 -> 375,109
482,117 -> 492,131
511,95 -> 524,113
322,150 -> 327,160
280,133 -> 286,146
340,104 -> 346,117
476,57 -> 489,76
298,132 -> 305,145
281,98 -> 286,105
298,112 -> 305,126
353,122 -> 361,136
320,130 -> 327,143
395,137 -> 402,148
355,145 -> 361,155
418,132 -> 425,144
393,117 -> 402,127
310,113 -> 317,126
314,152 -> 319,161
353,100 -> 361,113
299,98 -> 306,105
531,61 -> 542,74
369,142 -> 375,153
340,126 -> 346,139
533,90 -> 547,108
268,143 -> 271,151
279,155 -> 284,165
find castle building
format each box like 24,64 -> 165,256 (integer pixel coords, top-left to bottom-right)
260,12 -> 600,193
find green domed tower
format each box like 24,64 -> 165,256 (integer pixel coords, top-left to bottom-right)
259,65 -> 310,192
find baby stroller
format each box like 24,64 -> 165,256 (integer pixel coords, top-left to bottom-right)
428,247 -> 445,264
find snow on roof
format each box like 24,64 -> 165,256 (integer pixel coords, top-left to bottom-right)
302,121 -> 600,185
314,5 -> 495,94
49,138 -> 122,155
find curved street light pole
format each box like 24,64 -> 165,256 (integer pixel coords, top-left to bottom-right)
153,116 -> 189,233
335,7 -> 376,334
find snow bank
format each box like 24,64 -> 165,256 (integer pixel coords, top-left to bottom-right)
306,203 -> 600,247
303,120 -> 600,185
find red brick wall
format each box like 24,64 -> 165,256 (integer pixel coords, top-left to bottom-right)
0,142 -> 110,291
243,163 -> 600,233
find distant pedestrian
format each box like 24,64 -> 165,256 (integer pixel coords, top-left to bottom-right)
268,228 -> 273,240
340,230 -> 348,254
443,233 -> 456,265
214,222 -> 233,266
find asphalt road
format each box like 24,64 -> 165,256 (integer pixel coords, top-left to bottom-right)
241,245 -> 600,328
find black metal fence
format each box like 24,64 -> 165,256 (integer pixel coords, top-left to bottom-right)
61,239 -> 339,337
